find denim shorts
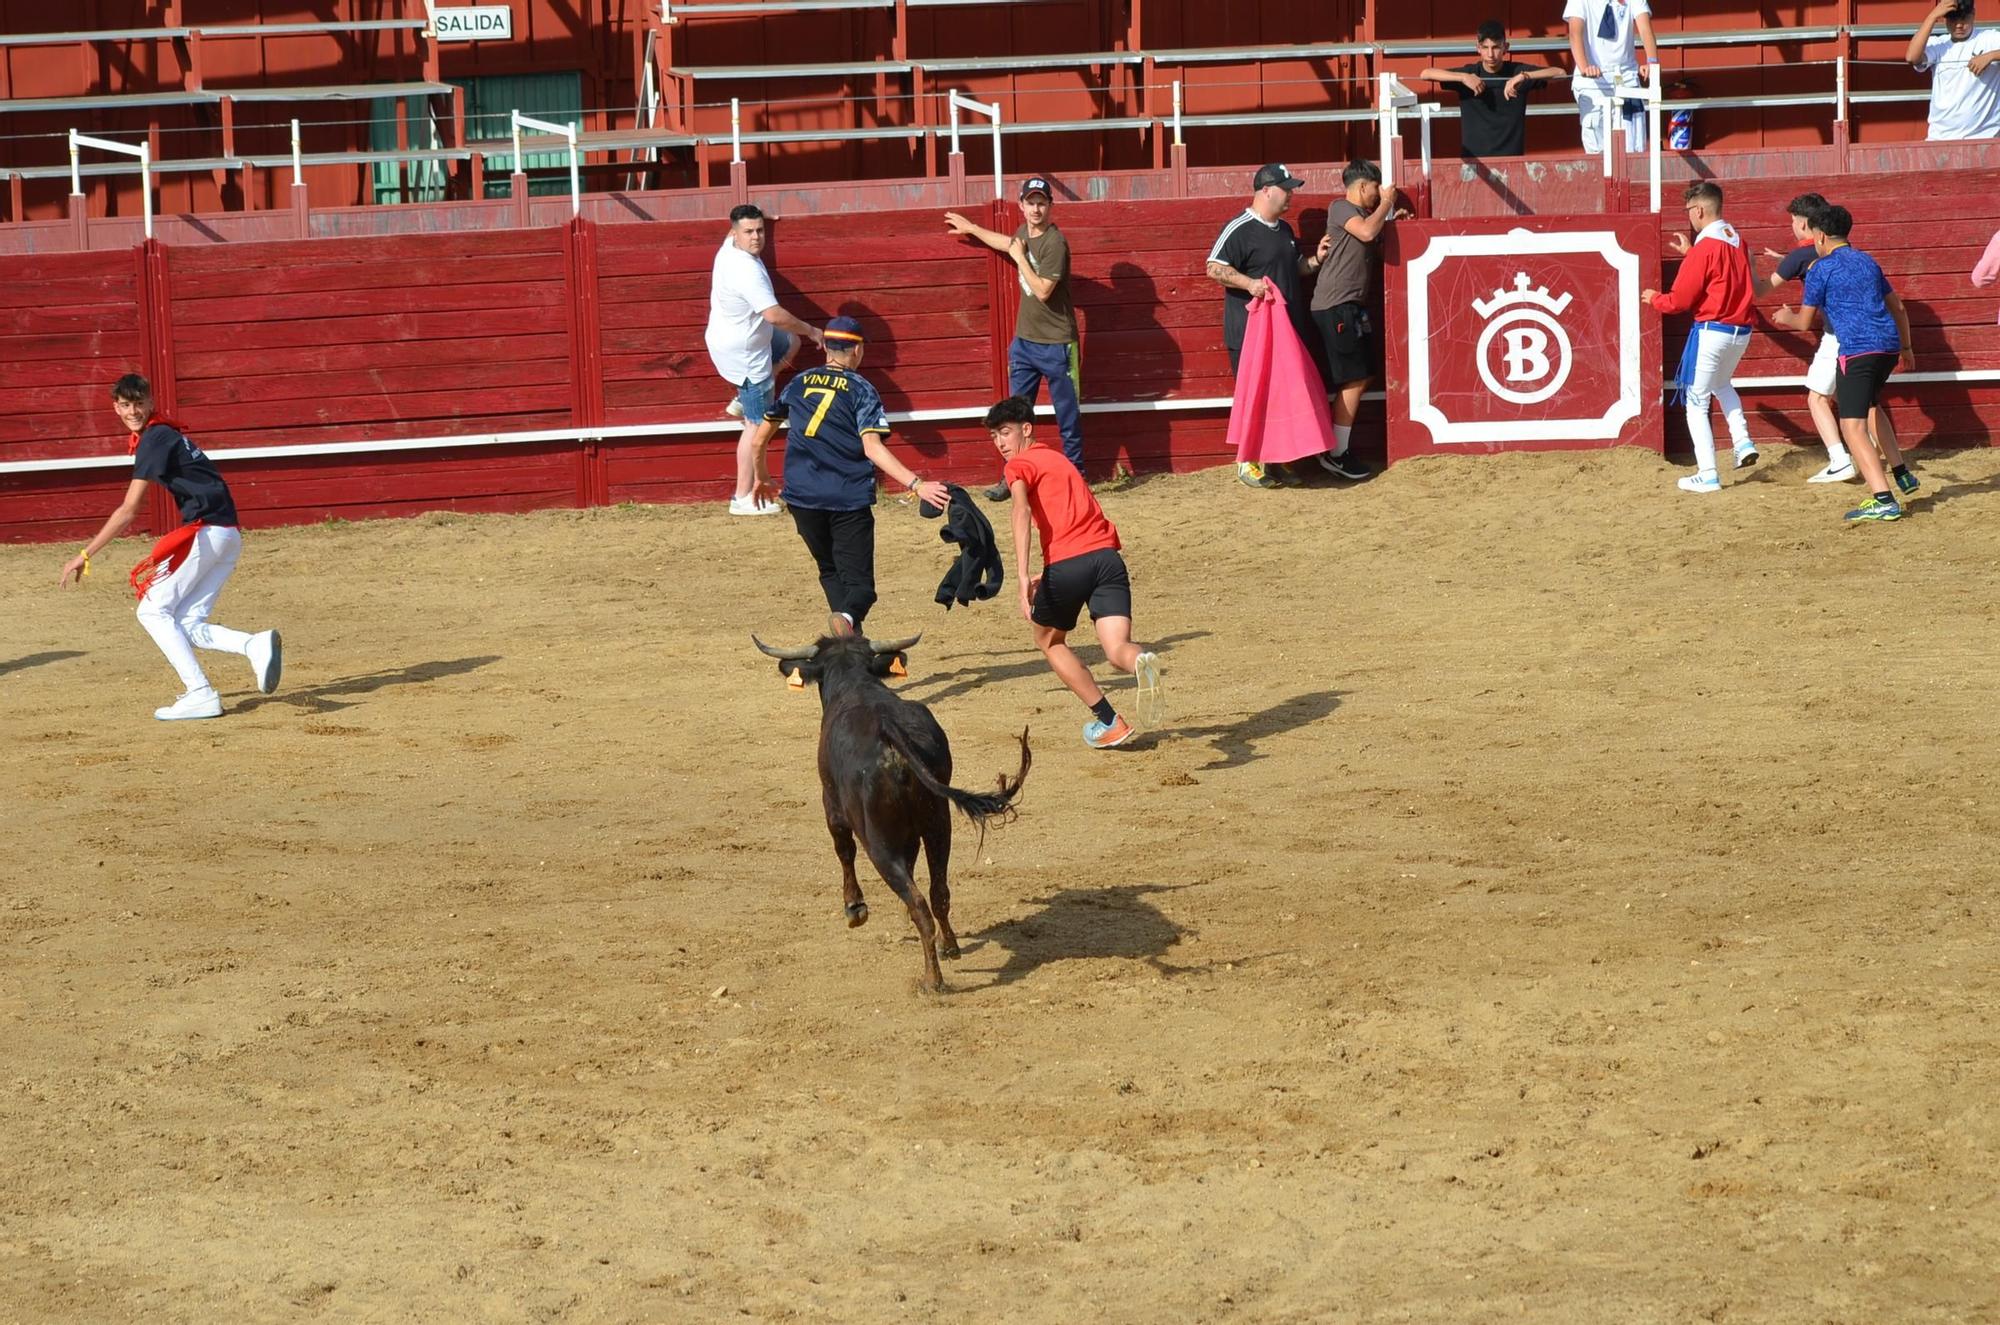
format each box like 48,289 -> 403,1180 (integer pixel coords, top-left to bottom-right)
735,329 -> 797,417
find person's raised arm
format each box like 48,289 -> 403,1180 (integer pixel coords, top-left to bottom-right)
1908,1 -> 1954,67
944,210 -> 1014,254
1009,236 -> 1059,303
760,303 -> 822,345
1769,302 -> 1820,333
1342,185 -> 1400,244
1635,14 -> 1660,78
1972,228 -> 2000,287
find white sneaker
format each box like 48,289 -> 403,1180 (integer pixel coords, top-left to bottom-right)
246,629 -> 283,694
1732,442 -> 1760,469
155,687 -> 222,721
723,398 -> 745,419
728,494 -> 781,517
1131,651 -> 1165,728
1807,461 -> 1858,484
1677,473 -> 1721,494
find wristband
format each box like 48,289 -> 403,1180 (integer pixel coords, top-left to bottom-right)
77,549 -> 91,578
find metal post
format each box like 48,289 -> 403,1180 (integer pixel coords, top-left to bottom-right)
1836,55 -> 1848,124
512,110 -> 580,218
290,117 -> 302,187
1646,64 -> 1662,213
946,90 -> 1003,199
1419,102 -> 1433,181
1172,79 -> 1182,147
139,142 -> 152,239
1377,73 -> 1415,190
70,130 -> 153,239
730,97 -> 742,165
1601,96 -> 1615,177
69,133 -> 81,198
948,90 -> 961,155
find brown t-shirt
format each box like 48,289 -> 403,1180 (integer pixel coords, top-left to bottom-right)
1013,223 -> 1077,345
1311,199 -> 1380,310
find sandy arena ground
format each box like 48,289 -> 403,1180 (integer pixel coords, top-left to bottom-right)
3,445 -> 1998,1323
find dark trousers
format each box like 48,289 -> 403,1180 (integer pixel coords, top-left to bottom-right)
790,505 -> 877,628
1008,336 -> 1084,469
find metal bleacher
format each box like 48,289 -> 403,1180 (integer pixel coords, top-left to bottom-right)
7,9 -> 1976,221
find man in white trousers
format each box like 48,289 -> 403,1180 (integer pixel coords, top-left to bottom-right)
1565,0 -> 1659,154
58,374 -> 281,719
1643,181 -> 1758,494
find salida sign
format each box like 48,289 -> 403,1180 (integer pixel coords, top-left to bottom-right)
432,6 -> 513,41
1382,216 -> 1661,464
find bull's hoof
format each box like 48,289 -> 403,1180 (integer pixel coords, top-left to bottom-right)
940,939 -> 962,960
845,901 -> 869,928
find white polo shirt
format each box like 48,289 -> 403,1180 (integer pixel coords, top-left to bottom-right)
1563,0 -> 1651,93
705,239 -> 779,386
1918,30 -> 2000,141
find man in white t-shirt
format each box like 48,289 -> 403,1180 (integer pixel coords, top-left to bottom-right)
1564,0 -> 1659,154
1907,0 -> 2000,141
707,204 -> 823,516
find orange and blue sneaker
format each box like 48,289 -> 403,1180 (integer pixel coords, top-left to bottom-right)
1083,715 -> 1135,749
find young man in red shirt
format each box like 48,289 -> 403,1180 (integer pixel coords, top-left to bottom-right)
1643,180 -> 1758,494
987,395 -> 1160,749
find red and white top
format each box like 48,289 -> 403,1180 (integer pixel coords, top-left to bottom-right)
1651,218 -> 1755,327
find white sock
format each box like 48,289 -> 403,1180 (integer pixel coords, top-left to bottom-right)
1333,423 -> 1353,456
1825,440 -> 1851,468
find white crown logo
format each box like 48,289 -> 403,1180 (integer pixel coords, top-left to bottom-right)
1472,272 -> 1574,320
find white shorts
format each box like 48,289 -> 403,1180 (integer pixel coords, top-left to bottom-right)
1806,332 -> 1840,397
1575,82 -> 1647,154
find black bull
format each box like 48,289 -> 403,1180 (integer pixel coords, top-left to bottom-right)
754,629 -> 1030,991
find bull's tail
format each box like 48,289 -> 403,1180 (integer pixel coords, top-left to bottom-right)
886,724 -> 1031,828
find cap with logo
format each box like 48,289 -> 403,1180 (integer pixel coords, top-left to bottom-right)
1019,175 -> 1053,200
1253,163 -> 1305,191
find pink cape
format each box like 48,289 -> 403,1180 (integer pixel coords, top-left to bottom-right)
1227,280 -> 1335,466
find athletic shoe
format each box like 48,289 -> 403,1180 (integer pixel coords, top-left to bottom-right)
981,481 -> 1010,502
1894,468 -> 1921,496
728,493 -> 781,516
246,629 -> 283,695
1807,461 -> 1857,484
1082,714 -> 1135,749
1843,497 -> 1903,523
1237,462 -> 1279,489
155,687 -> 222,721
1317,450 -> 1373,481
1132,651 -> 1165,728
1677,472 -> 1721,494
1732,442 -> 1759,469
723,398 -> 744,419
1266,462 -> 1305,487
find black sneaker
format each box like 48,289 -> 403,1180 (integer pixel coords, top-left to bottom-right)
981,481 -> 1010,502
1317,450 -> 1373,482
1894,468 -> 1920,497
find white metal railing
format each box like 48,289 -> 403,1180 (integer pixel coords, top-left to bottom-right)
290,117 -> 303,186
512,109 -> 580,216
947,89 -> 1003,200
69,129 -> 151,239
1377,73 -> 1417,190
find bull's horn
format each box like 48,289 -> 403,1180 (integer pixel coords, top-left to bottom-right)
867,632 -> 922,655
752,635 -> 820,661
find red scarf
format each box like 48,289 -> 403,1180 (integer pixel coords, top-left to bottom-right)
130,522 -> 205,601
126,413 -> 185,455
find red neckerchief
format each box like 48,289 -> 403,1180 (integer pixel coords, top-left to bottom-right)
127,413 -> 184,455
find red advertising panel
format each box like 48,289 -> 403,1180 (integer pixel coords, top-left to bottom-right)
1384,216 -> 1662,464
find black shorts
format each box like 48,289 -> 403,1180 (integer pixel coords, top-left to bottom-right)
1835,351 -> 1896,420
1313,302 -> 1379,387
1031,547 -> 1131,632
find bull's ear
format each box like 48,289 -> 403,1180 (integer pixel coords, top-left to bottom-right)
778,659 -> 823,689
868,651 -> 908,679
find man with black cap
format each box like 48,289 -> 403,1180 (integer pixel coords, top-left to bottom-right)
1907,0 -> 2000,141
945,175 -> 1084,501
747,316 -> 951,631
1205,163 -> 1327,488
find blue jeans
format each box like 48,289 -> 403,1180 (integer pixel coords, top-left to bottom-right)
735,329 -> 797,419
1008,336 -> 1084,469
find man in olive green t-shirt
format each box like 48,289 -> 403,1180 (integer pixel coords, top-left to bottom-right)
946,175 -> 1084,500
